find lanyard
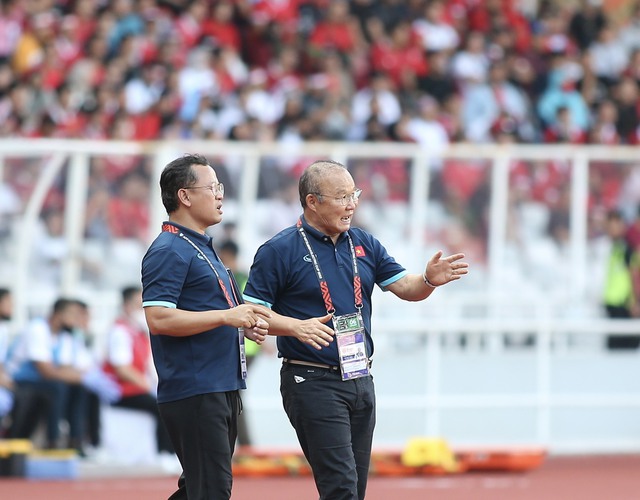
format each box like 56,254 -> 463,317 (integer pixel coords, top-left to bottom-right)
163,223 -> 248,379
162,223 -> 236,308
297,219 -> 363,314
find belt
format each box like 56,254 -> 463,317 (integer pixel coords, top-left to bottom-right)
282,358 -> 373,371
282,358 -> 339,371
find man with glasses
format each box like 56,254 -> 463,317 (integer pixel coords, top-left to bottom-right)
141,154 -> 272,500
243,159 -> 468,500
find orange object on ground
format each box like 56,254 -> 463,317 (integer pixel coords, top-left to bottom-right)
231,446 -> 546,477
456,447 -> 547,472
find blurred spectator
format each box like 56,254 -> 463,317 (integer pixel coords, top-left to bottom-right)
9,298 -> 119,453
0,1 -> 22,61
202,1 -> 241,51
307,0 -> 360,63
569,0 -> 607,51
467,0 -> 531,54
12,11 -> 56,76
542,105 -> 587,144
108,0 -> 145,56
177,46 -> 218,123
619,1 -> 640,55
405,95 -> 450,156
174,0 -> 207,49
462,60 -> 534,143
124,63 -> 166,115
588,25 -> 629,88
0,288 -> 15,430
419,50 -> 457,105
588,99 -> 621,144
107,172 -> 151,241
31,209 -> 68,285
451,31 -> 490,88
602,209 -> 640,349
102,286 -> 175,460
412,0 -> 459,54
350,72 -> 401,139
0,177 -> 21,251
369,20 -> 427,90
537,65 -> 590,135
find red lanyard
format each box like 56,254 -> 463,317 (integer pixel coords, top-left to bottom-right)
296,218 -> 363,314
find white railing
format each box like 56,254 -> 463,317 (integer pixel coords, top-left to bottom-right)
1,140 -> 639,453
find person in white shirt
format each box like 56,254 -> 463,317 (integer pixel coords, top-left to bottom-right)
9,298 -> 119,452
103,286 -> 174,456
0,288 -> 15,425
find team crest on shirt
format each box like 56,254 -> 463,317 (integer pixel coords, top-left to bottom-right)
355,246 -> 366,257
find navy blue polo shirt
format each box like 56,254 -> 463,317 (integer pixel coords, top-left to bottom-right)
243,216 -> 406,366
141,221 -> 245,404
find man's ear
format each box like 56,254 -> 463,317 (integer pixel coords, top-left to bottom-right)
178,188 -> 191,206
306,193 -> 318,211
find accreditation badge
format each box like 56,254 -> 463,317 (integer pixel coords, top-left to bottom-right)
238,328 -> 247,379
333,312 -> 370,381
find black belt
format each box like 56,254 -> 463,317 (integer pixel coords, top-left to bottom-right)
282,358 -> 339,371
282,358 -> 373,371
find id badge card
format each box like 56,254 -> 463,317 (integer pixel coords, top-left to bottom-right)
238,328 -> 247,379
333,312 -> 370,381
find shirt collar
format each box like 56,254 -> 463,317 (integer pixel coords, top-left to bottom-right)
162,221 -> 212,246
299,215 -> 347,243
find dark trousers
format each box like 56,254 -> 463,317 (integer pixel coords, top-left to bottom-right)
280,363 -> 376,500
87,391 -> 101,447
7,383 -> 51,440
605,305 -> 640,349
236,355 -> 255,447
159,391 -> 240,500
10,380 -> 87,447
114,393 -> 173,453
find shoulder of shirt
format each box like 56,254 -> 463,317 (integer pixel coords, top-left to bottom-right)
261,225 -> 299,248
348,227 -> 377,244
146,231 -> 191,255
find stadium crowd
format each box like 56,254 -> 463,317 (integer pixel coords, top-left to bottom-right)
1,0 -> 640,146
1,0 -> 640,266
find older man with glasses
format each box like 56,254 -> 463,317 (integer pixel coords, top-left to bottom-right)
243,159 -> 469,500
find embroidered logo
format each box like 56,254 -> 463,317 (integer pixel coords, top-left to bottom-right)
355,246 -> 366,257
303,254 -> 312,263
162,223 -> 179,233
294,375 -> 306,384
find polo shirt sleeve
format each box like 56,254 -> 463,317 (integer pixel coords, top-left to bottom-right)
370,234 -> 407,291
142,242 -> 189,309
243,242 -> 286,309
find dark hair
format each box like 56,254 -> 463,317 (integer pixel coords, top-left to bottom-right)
0,288 -> 9,301
121,285 -> 141,303
160,154 -> 210,214
219,239 -> 239,256
52,298 -> 80,315
298,159 -> 346,208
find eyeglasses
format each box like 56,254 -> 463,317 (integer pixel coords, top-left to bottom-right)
184,182 -> 225,196
315,188 -> 362,206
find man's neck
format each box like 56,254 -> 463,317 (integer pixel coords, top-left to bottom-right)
169,215 -> 206,235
